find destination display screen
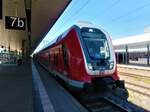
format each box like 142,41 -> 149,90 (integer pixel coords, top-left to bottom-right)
81,32 -> 103,39
81,27 -> 105,39
81,27 -> 101,33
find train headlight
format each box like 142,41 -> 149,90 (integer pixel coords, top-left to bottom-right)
109,61 -> 114,69
87,63 -> 93,70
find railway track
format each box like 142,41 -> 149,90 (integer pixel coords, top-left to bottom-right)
119,71 -> 150,94
38,62 -> 146,112
118,71 -> 150,79
83,97 -> 126,112
75,87 -> 145,112
126,86 -> 150,98
120,73 -> 150,97
82,96 -> 129,112
53,70 -> 147,112
125,81 -> 150,90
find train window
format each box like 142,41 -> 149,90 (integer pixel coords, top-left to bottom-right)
53,53 -> 55,65
49,50 -> 50,64
62,44 -> 68,67
82,34 -> 110,60
54,52 -> 58,65
81,28 -> 110,60
82,32 -> 104,39
81,27 -> 105,39
55,54 -> 58,65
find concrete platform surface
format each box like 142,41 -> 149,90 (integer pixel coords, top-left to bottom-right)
117,64 -> 150,71
33,61 -> 88,112
0,61 -> 33,112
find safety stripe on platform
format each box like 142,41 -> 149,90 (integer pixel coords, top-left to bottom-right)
32,61 -> 55,112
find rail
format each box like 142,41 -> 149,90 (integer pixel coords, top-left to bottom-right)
119,71 -> 150,79
76,88 -> 145,112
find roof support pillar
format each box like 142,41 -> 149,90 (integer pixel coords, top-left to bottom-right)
125,45 -> 129,64
147,44 -> 150,65
24,0 -> 31,55
116,53 -> 119,64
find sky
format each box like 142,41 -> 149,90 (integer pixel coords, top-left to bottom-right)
33,0 -> 150,54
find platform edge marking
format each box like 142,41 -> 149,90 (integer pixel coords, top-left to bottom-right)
32,60 -> 55,112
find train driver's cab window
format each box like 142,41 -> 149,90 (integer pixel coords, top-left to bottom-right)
81,28 -> 110,60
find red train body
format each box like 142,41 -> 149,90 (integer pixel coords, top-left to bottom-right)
35,23 -> 124,90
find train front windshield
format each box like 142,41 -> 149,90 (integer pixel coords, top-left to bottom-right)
81,29 -> 110,60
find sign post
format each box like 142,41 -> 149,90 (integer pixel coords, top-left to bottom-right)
5,16 -> 26,30
0,0 -> 2,19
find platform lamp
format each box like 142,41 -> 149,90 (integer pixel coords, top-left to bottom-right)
0,44 -> 6,52
0,45 -> 4,54
1,45 -> 4,48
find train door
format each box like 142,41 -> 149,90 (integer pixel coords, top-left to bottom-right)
62,44 -> 69,67
62,44 -> 69,77
48,49 -> 50,66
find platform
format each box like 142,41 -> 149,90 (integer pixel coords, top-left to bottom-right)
117,64 -> 150,71
117,64 -> 150,111
0,59 -> 88,112
0,60 -> 33,112
32,61 -> 88,112
117,64 -> 150,78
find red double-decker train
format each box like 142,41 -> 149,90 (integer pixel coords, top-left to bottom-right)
34,22 -> 125,91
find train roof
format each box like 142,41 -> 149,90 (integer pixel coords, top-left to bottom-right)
37,21 -> 109,53
75,21 -> 96,28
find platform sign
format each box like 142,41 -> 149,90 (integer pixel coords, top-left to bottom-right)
0,0 -> 2,19
5,16 -> 26,30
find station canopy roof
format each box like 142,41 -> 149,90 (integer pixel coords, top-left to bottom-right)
113,33 -> 150,51
31,0 -> 71,50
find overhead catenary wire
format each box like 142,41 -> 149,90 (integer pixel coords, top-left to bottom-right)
92,0 -> 121,22
43,0 -> 121,42
101,2 -> 150,27
51,0 -> 90,36
59,0 -> 90,26
35,0 -> 90,52
110,4 -> 150,35
34,1 -> 82,50
35,0 -> 150,54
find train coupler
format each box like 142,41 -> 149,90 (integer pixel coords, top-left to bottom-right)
111,80 -> 129,99
115,80 -> 125,89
